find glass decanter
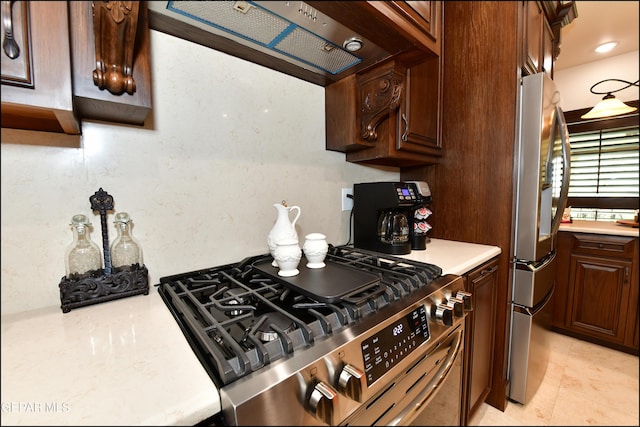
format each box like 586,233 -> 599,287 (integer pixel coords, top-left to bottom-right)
65,214 -> 102,277
110,212 -> 143,270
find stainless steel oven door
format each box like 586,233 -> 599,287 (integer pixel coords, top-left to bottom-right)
342,323 -> 464,426
408,339 -> 463,426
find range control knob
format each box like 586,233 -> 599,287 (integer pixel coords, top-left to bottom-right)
447,297 -> 465,317
308,381 -> 336,424
338,364 -> 364,402
456,291 -> 473,311
432,303 -> 454,326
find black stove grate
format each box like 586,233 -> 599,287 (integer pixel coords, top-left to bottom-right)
157,245 -> 442,386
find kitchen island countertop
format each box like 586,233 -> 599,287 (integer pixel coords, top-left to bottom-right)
1,238 -> 500,426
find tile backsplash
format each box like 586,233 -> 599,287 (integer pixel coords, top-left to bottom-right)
0,31 -> 398,315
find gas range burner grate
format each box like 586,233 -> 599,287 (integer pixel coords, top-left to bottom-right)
157,246 -> 443,386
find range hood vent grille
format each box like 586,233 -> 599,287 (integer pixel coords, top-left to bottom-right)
168,1 -> 362,75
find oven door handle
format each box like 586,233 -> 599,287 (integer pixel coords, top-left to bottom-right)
387,326 -> 464,426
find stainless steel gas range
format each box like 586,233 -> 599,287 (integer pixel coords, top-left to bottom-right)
157,245 -> 471,426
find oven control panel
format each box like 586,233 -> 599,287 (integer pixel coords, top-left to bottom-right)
360,305 -> 430,386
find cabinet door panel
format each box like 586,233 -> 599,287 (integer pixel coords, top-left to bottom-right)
396,56 -> 441,157
568,254 -> 631,344
524,0 -> 543,75
463,258 -> 498,424
1,1 -> 79,134
1,0 -> 33,87
391,1 -> 439,42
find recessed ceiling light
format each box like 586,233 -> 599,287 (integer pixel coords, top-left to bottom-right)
595,42 -> 618,53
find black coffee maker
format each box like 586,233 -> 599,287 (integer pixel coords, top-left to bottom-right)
353,182 -> 429,255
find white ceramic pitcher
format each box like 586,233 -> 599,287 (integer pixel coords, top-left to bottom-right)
267,202 -> 301,267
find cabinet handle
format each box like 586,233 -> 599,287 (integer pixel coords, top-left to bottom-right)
2,0 -> 20,59
401,113 -> 408,141
624,266 -> 629,285
472,265 -> 498,285
481,266 -> 498,276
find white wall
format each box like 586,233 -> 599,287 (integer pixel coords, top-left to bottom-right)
0,31 -> 399,315
554,50 -> 639,111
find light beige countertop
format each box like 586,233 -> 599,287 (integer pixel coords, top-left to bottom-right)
398,238 -> 502,275
559,220 -> 639,237
1,291 -> 220,426
0,238 -> 500,426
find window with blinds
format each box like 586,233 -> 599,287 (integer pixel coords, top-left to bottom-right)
564,104 -> 639,222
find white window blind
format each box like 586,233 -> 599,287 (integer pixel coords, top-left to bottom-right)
568,125 -> 639,197
568,125 -> 639,221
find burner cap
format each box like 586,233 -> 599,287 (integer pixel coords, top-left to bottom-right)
224,289 -> 246,316
255,312 -> 295,342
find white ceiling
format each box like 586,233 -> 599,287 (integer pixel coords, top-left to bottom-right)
554,1 -> 639,71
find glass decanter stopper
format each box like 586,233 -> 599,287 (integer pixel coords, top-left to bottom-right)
110,212 -> 143,270
65,214 -> 102,277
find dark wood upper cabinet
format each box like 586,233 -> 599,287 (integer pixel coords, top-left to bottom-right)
523,1 -> 576,77
1,1 -> 152,135
1,1 -> 80,134
324,1 -> 443,167
326,53 -> 442,167
524,0 -> 544,75
329,1 -> 441,55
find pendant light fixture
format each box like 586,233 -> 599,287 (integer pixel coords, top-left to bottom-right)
581,79 -> 639,119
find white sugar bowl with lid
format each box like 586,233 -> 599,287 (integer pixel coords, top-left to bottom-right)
302,233 -> 329,269
273,238 -> 302,277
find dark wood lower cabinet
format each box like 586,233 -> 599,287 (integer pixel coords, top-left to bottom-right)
553,231 -> 639,355
462,257 -> 498,425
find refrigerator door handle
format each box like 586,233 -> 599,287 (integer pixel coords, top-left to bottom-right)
514,250 -> 556,272
513,251 -> 556,307
551,105 -> 571,236
512,284 -> 554,316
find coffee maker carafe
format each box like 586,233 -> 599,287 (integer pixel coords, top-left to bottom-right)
353,182 -> 426,255
378,209 -> 410,245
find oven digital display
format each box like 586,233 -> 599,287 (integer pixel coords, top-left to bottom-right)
361,305 -> 430,386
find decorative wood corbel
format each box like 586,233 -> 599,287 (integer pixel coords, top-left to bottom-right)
358,63 -> 404,142
92,1 -> 139,95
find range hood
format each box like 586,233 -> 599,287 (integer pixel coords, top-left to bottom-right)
147,1 -> 391,86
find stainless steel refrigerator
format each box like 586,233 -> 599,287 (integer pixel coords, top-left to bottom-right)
508,72 -> 571,404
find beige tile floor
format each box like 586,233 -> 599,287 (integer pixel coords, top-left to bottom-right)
469,330 -> 639,426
